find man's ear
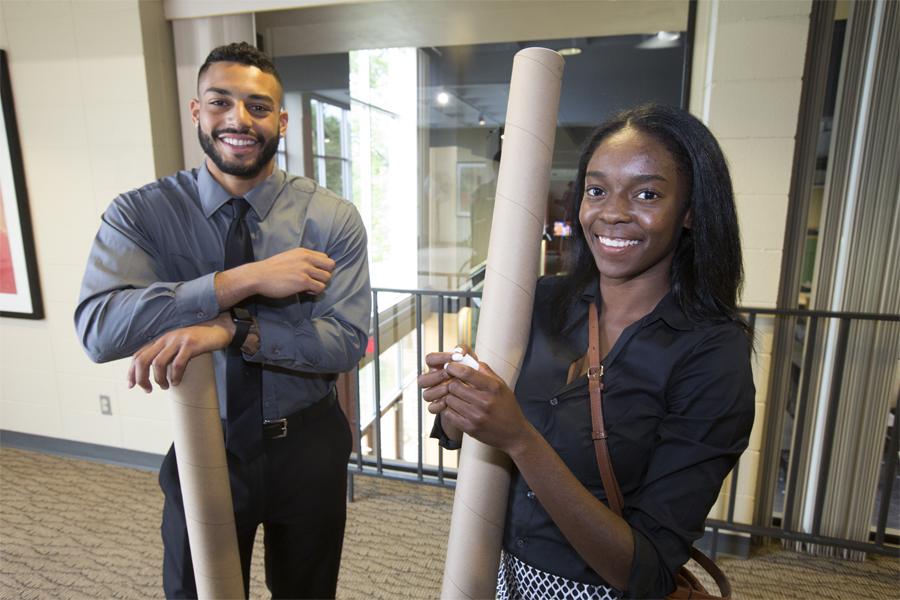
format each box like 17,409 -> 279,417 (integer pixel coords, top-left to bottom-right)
279,109 -> 288,137
683,208 -> 692,230
189,98 -> 200,127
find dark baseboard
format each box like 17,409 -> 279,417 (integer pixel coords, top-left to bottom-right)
0,430 -> 165,472
697,528 -> 752,559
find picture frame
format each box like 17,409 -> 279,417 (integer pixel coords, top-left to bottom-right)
0,49 -> 43,319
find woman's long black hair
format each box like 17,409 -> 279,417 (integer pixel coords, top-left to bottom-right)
553,104 -> 745,327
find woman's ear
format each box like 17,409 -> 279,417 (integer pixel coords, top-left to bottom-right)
683,209 -> 692,230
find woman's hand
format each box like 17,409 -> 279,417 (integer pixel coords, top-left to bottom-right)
417,346 -> 534,455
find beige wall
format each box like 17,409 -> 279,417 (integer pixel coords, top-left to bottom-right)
0,0 -> 181,453
691,0 -> 812,524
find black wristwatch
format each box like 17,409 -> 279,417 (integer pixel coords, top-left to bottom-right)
229,306 -> 253,349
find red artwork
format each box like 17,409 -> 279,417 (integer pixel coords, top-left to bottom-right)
0,190 -> 17,294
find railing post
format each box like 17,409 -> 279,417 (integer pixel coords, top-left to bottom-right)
373,291 -> 383,474
416,293 -> 424,482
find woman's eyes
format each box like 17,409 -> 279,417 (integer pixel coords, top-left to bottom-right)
584,186 -> 661,201
636,190 -> 661,201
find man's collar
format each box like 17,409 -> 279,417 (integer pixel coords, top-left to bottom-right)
579,279 -> 694,331
197,162 -> 286,220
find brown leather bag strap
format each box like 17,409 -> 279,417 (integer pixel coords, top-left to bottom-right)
689,547 -> 732,599
588,302 -> 625,517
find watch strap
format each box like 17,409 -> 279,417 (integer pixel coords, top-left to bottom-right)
229,307 -> 253,349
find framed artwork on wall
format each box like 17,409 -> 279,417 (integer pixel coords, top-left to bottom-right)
0,49 -> 43,319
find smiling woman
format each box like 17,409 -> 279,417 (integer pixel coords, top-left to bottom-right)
421,104 -> 754,599
579,126 -> 691,293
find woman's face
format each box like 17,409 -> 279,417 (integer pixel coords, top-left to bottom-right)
579,126 -> 690,288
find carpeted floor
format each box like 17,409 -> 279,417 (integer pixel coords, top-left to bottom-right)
0,447 -> 897,599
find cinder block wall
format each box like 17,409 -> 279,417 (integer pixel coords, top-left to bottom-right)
692,0 -> 813,523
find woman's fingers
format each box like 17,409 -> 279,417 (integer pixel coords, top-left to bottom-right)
424,351 -> 455,369
417,367 -> 448,389
422,384 -> 450,403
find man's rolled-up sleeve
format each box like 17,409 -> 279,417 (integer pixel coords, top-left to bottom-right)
75,198 -> 219,363
622,325 -> 755,599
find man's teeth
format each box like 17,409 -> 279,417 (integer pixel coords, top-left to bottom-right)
220,137 -> 255,146
596,235 -> 640,248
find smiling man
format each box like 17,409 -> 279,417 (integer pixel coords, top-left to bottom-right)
75,42 -> 370,599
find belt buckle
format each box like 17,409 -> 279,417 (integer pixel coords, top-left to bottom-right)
264,418 -> 288,439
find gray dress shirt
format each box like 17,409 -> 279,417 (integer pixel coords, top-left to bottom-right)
75,163 -> 371,420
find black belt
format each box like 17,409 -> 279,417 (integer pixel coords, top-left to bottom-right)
261,389 -> 337,439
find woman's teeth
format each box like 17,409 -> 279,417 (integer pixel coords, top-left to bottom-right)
597,235 -> 640,248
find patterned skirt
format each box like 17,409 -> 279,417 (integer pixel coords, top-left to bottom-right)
496,551 -> 621,600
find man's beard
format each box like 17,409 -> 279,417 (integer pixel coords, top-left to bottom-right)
197,125 -> 280,178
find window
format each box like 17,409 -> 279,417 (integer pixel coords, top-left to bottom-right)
310,98 -> 351,198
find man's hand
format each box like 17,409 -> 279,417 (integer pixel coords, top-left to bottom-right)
128,313 -> 234,393
216,247 -> 336,308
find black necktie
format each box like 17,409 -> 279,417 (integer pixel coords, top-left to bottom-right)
224,198 -> 263,462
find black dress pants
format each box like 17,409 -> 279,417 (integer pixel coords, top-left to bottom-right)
159,401 -> 353,599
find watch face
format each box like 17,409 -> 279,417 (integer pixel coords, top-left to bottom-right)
232,306 -> 252,322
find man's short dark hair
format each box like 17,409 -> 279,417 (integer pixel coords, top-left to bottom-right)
197,41 -> 283,87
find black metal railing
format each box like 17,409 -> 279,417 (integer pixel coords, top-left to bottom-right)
348,288 -> 900,559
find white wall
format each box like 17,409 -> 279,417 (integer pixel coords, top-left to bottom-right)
0,0 -> 181,454
691,0 -> 812,524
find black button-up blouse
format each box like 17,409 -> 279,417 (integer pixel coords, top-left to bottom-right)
434,276 -> 755,598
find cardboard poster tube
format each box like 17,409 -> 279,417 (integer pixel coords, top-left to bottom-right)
441,47 -> 564,599
170,353 -> 244,599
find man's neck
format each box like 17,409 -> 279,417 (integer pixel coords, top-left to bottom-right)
206,159 -> 276,198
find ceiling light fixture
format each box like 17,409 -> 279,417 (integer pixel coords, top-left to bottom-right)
558,47 -> 581,57
637,31 -> 682,49
436,91 -> 450,105
478,114 -> 486,126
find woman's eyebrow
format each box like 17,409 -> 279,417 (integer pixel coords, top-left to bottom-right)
586,170 -> 668,184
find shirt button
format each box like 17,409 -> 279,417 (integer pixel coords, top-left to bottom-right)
549,397 -> 558,406
516,538 -> 526,548
196,311 -> 205,318
526,490 -> 535,499
273,347 -> 281,355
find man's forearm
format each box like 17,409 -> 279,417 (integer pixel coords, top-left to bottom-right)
214,264 -> 259,310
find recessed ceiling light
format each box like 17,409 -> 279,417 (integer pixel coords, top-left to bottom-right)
436,91 -> 450,105
637,31 -> 683,49
558,47 -> 582,57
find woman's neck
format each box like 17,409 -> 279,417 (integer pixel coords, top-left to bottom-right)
598,273 -> 670,324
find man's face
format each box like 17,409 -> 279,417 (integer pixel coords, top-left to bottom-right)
190,62 -> 287,179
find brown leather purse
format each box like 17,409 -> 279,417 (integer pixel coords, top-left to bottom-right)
587,303 -> 732,599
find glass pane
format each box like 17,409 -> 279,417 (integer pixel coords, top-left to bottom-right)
310,99 -> 320,150
322,103 -> 343,157
324,158 -> 344,196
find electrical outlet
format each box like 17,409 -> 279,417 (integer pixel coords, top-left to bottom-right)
99,395 -> 112,415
